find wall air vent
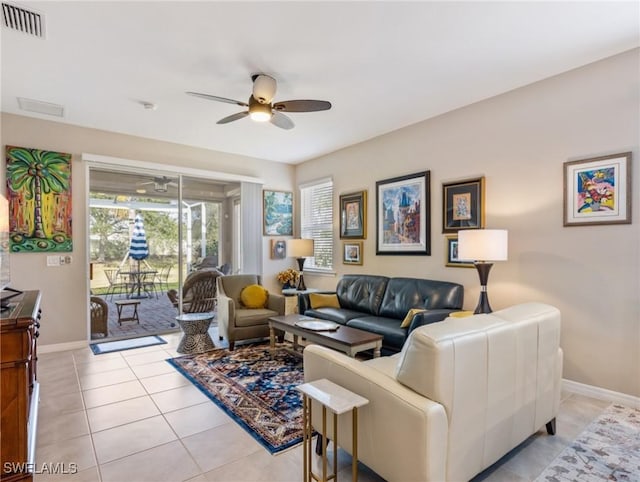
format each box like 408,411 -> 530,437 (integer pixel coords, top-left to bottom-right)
2,2 -> 45,38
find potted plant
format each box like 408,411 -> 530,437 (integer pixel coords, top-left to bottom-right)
276,268 -> 299,289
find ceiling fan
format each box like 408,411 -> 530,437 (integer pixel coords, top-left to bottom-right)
186,74 -> 331,130
136,176 -> 178,193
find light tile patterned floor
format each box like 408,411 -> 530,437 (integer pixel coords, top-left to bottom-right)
34,328 -> 612,481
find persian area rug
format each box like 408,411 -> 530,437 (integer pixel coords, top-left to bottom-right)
535,404 -> 640,481
90,335 -> 166,355
167,342 -> 307,454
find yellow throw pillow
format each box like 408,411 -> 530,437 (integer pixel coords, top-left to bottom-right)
309,293 -> 340,309
240,284 -> 269,309
401,308 -> 427,328
449,310 -> 474,318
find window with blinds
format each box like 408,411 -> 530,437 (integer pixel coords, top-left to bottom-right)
300,178 -> 333,270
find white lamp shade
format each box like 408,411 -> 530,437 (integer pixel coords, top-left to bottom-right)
287,239 -> 314,257
457,229 -> 508,261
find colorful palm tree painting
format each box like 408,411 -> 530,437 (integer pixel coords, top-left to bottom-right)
6,146 -> 72,252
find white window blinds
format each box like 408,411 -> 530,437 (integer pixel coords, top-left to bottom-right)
300,179 -> 333,270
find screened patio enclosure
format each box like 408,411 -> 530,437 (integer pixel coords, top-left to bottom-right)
88,167 -> 241,340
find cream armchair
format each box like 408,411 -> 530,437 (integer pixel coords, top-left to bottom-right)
304,302 -> 563,482
216,274 -> 285,350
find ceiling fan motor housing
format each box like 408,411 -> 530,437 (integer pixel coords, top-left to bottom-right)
252,74 -> 276,104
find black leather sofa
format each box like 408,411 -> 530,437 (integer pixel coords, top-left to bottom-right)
298,274 -> 464,354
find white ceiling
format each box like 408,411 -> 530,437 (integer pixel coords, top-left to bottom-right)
2,1 -> 638,164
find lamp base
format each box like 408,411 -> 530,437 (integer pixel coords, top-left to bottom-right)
473,262 -> 494,314
296,257 -> 307,291
296,274 -> 307,291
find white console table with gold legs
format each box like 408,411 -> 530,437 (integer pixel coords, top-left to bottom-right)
296,378 -> 369,482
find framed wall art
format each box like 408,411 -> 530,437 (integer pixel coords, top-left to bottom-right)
340,190 -> 367,239
343,241 -> 363,265
563,152 -> 631,226
270,239 -> 287,259
445,235 -> 474,268
376,171 -> 430,255
263,190 -> 293,236
6,145 -> 72,252
442,177 -> 485,233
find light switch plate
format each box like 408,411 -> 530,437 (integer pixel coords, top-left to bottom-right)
47,255 -> 60,267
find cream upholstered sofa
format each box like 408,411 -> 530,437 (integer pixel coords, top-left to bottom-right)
303,302 -> 563,482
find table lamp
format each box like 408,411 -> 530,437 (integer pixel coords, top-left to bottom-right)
457,229 -> 508,314
287,239 -> 314,291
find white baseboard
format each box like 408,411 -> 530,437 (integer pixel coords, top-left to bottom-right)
39,340 -> 88,354
563,378 -> 640,409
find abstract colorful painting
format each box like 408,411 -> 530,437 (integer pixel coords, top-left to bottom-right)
6,146 -> 72,252
376,171 -> 430,255
563,152 -> 631,226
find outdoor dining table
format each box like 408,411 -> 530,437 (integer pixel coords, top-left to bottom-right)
120,269 -> 158,299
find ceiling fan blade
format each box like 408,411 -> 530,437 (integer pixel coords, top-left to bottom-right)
273,99 -> 331,112
217,111 -> 249,124
186,92 -> 248,107
270,112 -> 294,130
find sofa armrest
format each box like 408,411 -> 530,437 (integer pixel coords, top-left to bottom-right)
297,291 -> 336,314
409,308 -> 458,332
267,293 -> 285,315
303,345 -> 448,482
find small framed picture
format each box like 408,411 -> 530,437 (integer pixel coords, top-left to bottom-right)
442,177 -> 485,233
270,239 -> 286,259
563,152 -> 632,226
343,241 -> 363,265
445,235 -> 474,268
340,190 -> 367,239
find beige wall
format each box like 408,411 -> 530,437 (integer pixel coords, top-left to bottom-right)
297,49 -> 640,397
1,114 -> 295,346
2,49 -> 638,397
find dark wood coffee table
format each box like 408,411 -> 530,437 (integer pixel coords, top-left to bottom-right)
268,314 -> 383,358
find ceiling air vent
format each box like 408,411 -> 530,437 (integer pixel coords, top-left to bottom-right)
2,2 -> 45,38
18,97 -> 64,117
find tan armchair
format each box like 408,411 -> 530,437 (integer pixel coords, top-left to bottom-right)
167,269 -> 222,314
216,274 -> 285,350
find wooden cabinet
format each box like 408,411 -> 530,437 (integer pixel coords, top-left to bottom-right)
1,291 -> 41,482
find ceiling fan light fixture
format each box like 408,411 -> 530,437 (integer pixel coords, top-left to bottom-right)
249,110 -> 272,122
187,74 -> 330,129
252,74 -> 276,104
154,182 -> 169,192
248,96 -> 272,122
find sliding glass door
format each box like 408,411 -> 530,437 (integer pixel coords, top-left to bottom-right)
89,168 -> 236,340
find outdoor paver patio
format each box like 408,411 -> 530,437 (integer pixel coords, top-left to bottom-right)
92,292 -> 217,341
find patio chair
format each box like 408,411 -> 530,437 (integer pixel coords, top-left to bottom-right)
167,269 -> 222,314
141,271 -> 158,299
155,265 -> 172,292
104,268 -> 130,300
195,256 -> 218,270
90,296 -> 109,337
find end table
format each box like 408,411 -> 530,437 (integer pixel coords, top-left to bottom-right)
175,312 -> 215,354
296,378 -> 369,482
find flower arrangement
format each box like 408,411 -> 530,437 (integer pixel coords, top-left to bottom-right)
276,268 -> 299,285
